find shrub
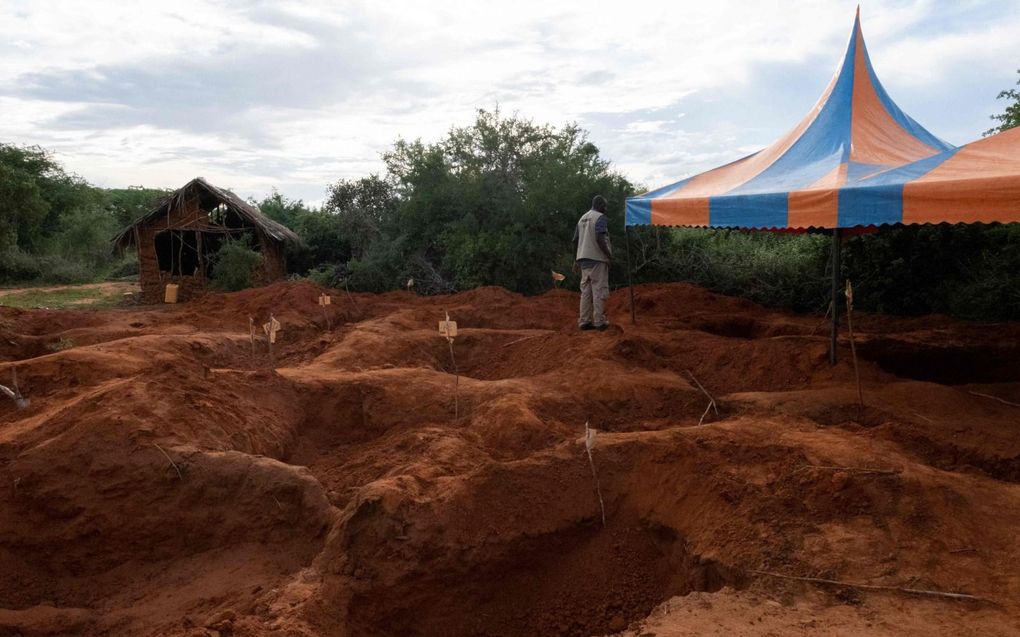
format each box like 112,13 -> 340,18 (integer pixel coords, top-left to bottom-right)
210,237 -> 263,292
105,253 -> 140,279
305,263 -> 338,287
628,228 -> 831,312
843,223 -> 1020,320
45,206 -> 117,271
0,248 -> 98,285
0,248 -> 47,283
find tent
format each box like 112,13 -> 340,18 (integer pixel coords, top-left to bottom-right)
623,10 -> 1020,359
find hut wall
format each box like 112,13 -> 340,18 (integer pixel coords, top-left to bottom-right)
257,236 -> 288,283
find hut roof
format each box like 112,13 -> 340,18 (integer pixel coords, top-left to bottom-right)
112,177 -> 302,252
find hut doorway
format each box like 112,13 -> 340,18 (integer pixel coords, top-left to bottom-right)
154,230 -> 225,278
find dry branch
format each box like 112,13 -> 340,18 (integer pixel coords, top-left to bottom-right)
750,569 -> 989,603
810,301 -> 833,337
698,401 -> 714,427
967,391 -> 1020,409
1,368 -> 28,409
154,443 -> 184,480
795,464 -> 899,476
686,369 -> 718,425
502,334 -> 547,348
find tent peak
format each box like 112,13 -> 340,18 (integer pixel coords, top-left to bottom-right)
624,9 -> 993,231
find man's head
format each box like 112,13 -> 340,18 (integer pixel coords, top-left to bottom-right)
591,195 -> 607,213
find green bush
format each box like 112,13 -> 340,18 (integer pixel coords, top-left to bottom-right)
627,227 -> 831,312
0,248 -> 47,283
105,253 -> 139,279
305,263 -> 338,287
0,248 -> 98,285
210,237 -> 263,292
843,223 -> 1020,320
622,223 -> 1020,321
44,206 -> 117,271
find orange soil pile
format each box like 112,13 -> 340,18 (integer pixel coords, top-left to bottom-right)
1,281 -> 1019,636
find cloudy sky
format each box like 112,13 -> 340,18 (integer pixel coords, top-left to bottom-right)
2,0 -> 1019,205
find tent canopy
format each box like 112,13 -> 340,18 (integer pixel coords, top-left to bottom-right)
626,10 -> 1020,230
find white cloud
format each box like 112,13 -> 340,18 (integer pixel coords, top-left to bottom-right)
1,0 -> 1018,202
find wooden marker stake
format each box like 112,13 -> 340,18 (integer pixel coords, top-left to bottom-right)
584,422 -> 606,527
439,311 -> 459,421
318,293 -> 332,330
263,314 -> 281,367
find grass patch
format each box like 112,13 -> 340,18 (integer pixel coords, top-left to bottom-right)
0,286 -> 125,310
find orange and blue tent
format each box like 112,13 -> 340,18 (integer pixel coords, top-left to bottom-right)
625,10 -> 1020,231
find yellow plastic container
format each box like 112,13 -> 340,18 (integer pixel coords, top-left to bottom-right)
164,283 -> 179,304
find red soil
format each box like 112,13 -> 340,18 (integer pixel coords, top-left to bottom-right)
1,281 -> 1019,636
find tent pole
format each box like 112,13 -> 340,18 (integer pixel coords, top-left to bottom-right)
829,228 -> 842,366
624,224 -> 636,325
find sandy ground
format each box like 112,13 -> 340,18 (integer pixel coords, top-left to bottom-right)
0,281 -> 1018,636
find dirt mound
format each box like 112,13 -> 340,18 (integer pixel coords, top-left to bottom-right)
1,281 -> 1019,636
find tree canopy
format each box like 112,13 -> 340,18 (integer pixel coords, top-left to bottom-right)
0,143 -> 167,284
377,109 -> 633,293
986,69 -> 1020,136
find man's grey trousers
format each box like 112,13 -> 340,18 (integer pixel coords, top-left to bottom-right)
578,261 -> 609,328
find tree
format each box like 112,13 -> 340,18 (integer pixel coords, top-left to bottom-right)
985,69 -> 1020,136
104,187 -> 171,228
47,206 -> 119,271
323,174 -> 398,260
0,144 -> 56,250
0,160 -> 48,251
0,143 -> 106,250
379,108 -> 635,294
258,190 -> 310,230
0,143 -> 148,283
254,191 -> 317,274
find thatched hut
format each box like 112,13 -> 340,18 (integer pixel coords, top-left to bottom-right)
113,177 -> 301,303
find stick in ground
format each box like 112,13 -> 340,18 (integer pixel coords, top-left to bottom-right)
845,280 -> 864,414
440,311 -> 459,421
584,422 -> 606,527
685,369 -> 719,425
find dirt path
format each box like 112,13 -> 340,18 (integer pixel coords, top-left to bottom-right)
0,281 -> 139,308
0,281 -> 1018,636
0,281 -> 138,297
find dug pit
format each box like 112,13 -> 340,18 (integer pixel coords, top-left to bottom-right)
346,519 -> 737,637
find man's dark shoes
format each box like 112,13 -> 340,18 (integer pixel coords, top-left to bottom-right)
579,323 -> 595,331
595,323 -> 609,331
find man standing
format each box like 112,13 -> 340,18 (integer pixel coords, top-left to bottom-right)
572,195 -> 612,330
